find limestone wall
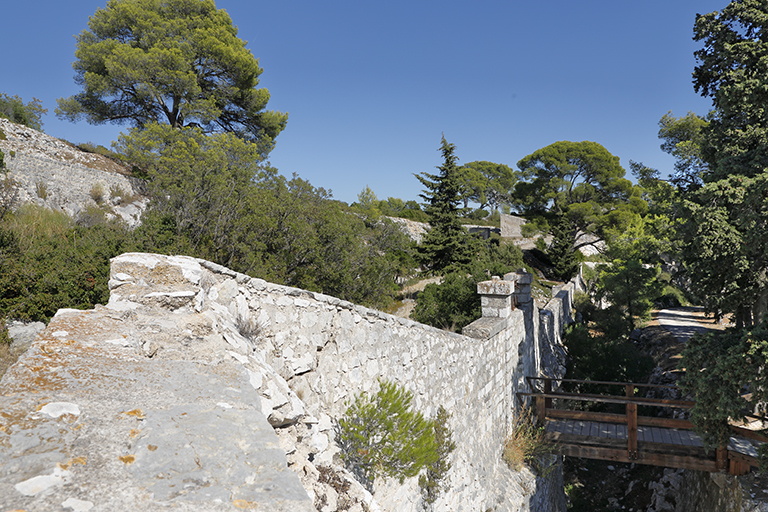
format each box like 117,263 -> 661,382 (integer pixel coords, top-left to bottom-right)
0,253 -> 579,511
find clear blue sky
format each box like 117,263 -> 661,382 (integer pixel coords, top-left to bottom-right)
0,0 -> 726,205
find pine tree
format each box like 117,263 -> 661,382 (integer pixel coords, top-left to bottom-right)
416,136 -> 478,272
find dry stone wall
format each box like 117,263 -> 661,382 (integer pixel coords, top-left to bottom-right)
1,253 -> 579,511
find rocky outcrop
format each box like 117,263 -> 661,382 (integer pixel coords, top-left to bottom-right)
0,118 -> 147,226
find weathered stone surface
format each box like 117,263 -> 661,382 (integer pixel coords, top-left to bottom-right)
0,259 -> 312,511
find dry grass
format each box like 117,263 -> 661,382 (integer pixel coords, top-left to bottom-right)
503,406 -> 552,473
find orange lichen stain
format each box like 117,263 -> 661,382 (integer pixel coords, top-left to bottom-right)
129,428 -> 141,438
233,500 -> 259,509
57,456 -> 87,470
119,455 -> 136,464
121,409 -> 146,420
147,444 -> 158,452
72,423 -> 84,431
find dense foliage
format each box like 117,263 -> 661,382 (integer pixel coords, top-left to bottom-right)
680,0 -> 768,328
680,325 -> 768,450
412,239 -> 524,332
515,140 -> 646,252
562,323 -> 654,399
0,206 -> 129,322
457,160 -> 517,212
56,0 -> 287,151
418,406 -> 455,508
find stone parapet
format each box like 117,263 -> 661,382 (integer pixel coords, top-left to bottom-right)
477,276 -> 515,318
505,270 -> 533,305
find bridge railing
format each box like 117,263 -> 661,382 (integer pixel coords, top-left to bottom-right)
517,376 -> 765,475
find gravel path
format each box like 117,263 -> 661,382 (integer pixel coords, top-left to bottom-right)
656,307 -> 716,343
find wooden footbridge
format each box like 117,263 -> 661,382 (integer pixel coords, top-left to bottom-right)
518,377 -> 767,476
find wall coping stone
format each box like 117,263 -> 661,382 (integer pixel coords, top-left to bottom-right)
462,316 -> 507,339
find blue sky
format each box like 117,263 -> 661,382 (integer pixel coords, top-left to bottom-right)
1,0 -> 726,205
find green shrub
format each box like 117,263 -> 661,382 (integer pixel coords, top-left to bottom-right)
336,380 -> 439,485
411,272 -> 480,332
0,93 -> 47,131
654,284 -> 689,308
77,142 -> 123,161
0,205 -> 129,322
573,291 -> 597,323
562,323 -> 654,403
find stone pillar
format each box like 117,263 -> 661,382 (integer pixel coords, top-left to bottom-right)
505,270 -> 532,305
476,276 -> 515,318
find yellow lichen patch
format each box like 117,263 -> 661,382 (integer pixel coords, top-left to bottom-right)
121,409 -> 146,420
119,455 -> 136,464
147,444 -> 158,452
57,456 -> 87,470
233,500 -> 259,509
129,428 -> 141,438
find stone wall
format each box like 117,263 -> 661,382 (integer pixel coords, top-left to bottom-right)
0,253 -> 580,511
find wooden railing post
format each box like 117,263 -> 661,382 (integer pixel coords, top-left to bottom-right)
534,378 -> 551,428
544,378 -> 553,411
626,384 -> 638,460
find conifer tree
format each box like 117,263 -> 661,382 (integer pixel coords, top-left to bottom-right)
548,215 -> 579,281
416,136 -> 478,272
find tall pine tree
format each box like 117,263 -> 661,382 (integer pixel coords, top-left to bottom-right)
416,136 -> 478,272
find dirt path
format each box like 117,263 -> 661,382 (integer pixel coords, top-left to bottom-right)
656,306 -> 723,343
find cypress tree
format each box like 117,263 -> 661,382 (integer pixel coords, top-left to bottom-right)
549,215 -> 579,281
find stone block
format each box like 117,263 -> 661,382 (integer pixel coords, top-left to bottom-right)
477,278 -> 514,296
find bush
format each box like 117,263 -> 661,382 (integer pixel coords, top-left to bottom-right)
562,323 -> 654,402
0,205 -> 129,322
0,93 -> 47,131
35,181 -> 48,200
411,272 -> 480,332
654,284 -> 689,308
89,183 -> 105,204
336,380 -> 439,485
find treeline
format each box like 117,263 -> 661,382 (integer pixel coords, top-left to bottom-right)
0,125 -> 418,323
